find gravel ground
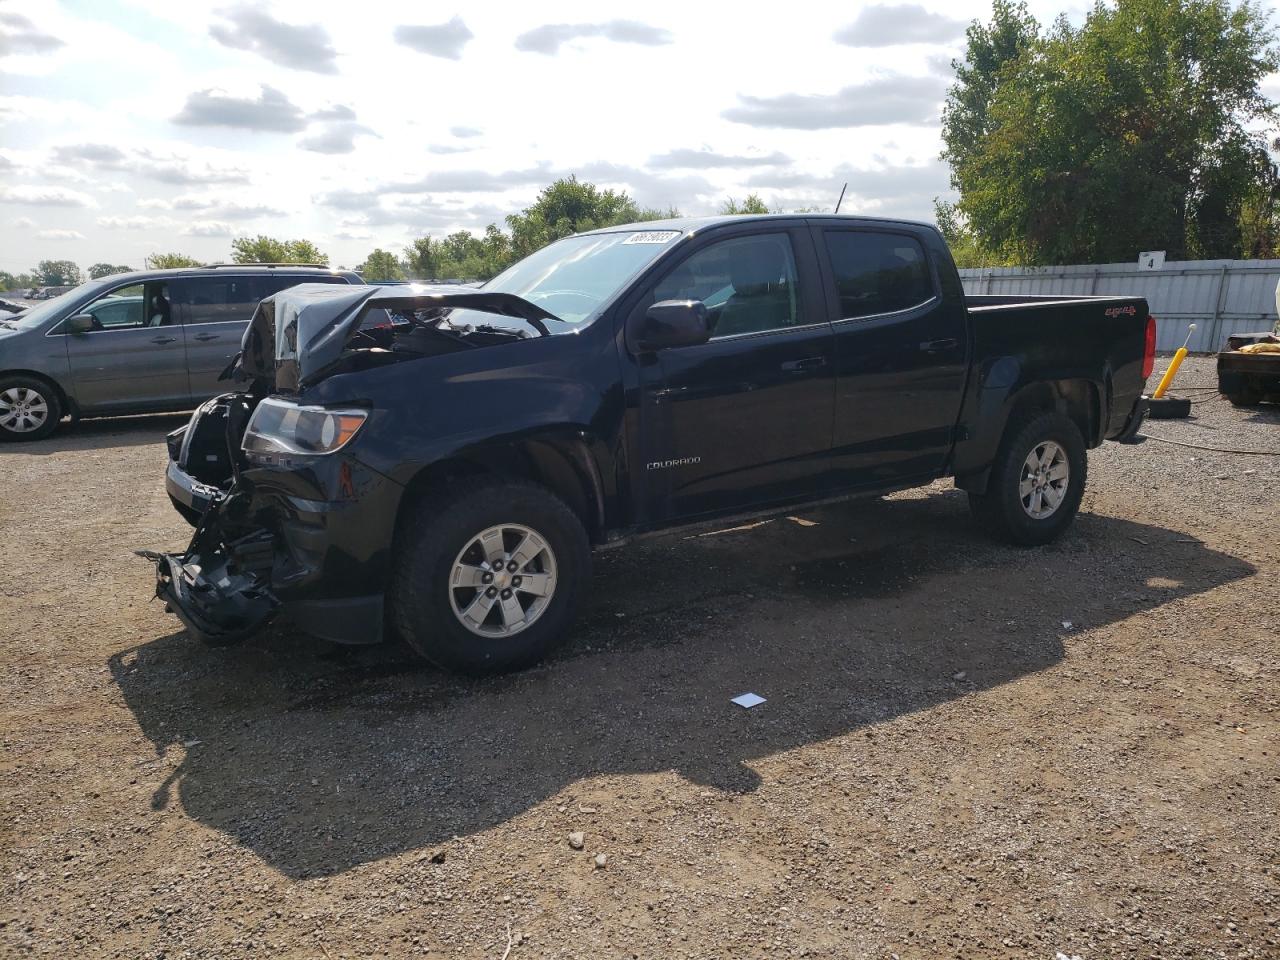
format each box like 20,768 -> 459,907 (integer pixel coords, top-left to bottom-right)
1,355 -> 1277,959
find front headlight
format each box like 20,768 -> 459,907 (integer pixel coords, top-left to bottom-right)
242,397 -> 368,458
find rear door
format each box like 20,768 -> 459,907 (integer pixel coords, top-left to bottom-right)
631,226 -> 835,522
816,225 -> 968,487
171,274 -> 262,401
61,279 -> 189,411
173,273 -> 351,401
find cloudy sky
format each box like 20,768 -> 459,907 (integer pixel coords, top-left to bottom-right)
0,0 -> 1096,272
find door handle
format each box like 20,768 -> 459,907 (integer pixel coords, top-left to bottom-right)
193,333 -> 219,342
781,356 -> 827,373
150,336 -> 177,345
919,338 -> 959,353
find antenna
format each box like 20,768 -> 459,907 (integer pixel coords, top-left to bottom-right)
833,182 -> 848,215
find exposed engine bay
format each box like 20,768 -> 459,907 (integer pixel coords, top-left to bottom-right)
326,305 -> 549,378
236,283 -> 563,392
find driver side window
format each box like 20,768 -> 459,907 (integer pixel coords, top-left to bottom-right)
75,281 -> 172,331
653,234 -> 803,338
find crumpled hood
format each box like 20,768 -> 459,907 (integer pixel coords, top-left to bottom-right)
237,282 -> 562,392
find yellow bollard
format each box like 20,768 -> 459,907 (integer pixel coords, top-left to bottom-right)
1152,347 -> 1186,398
1152,322 -> 1196,398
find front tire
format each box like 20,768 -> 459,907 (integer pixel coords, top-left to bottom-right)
0,375 -> 62,442
968,411 -> 1087,546
391,479 -> 591,674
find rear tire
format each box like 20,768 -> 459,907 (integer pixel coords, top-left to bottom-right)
391,479 -> 591,675
968,411 -> 1087,546
0,375 -> 62,442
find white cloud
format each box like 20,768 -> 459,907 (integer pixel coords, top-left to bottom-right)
0,185 -> 97,207
173,85 -> 308,132
298,121 -> 377,155
170,195 -> 285,219
181,220 -> 236,237
97,215 -> 164,229
834,4 -> 967,47
36,228 -> 86,240
12,216 -> 35,228
515,20 -> 673,55
393,17 -> 473,60
0,11 -> 65,57
724,75 -> 948,129
209,6 -> 339,74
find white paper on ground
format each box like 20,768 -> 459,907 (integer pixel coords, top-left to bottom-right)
731,693 -> 766,709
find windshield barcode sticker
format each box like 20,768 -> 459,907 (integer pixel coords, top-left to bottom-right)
623,231 -> 681,244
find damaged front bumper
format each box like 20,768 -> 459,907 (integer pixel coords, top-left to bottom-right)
139,499 -> 279,646
142,458 -> 400,648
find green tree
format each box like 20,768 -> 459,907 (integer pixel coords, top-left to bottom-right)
87,263 -> 133,279
34,260 -> 83,285
145,252 -> 204,269
402,237 -> 439,279
944,0 -> 1280,264
1,271 -> 39,291
1237,140 -> 1280,256
478,223 -> 512,277
286,239 -> 328,265
941,1 -> 1040,179
506,176 -> 652,259
230,235 -> 329,265
934,198 -> 1013,268
358,248 -> 405,281
719,194 -> 772,215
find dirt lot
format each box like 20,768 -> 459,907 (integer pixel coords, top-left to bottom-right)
2,356 -> 1277,959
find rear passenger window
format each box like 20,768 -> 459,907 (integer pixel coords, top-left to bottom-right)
824,231 -> 933,319
179,277 -> 261,325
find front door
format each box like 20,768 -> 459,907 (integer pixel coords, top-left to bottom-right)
633,228 -> 835,523
62,279 -> 189,412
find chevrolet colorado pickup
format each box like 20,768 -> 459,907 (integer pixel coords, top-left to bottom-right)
148,214 -> 1155,674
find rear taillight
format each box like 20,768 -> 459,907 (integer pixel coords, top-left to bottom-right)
1142,315 -> 1157,380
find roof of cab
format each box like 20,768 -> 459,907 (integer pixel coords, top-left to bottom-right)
578,213 -> 937,236
87,265 -> 357,286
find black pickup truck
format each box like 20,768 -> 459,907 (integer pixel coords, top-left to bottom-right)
150,214 -> 1155,674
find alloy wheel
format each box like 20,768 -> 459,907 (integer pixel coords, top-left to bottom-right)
0,386 -> 50,434
1019,440 -> 1070,519
448,523 -> 558,638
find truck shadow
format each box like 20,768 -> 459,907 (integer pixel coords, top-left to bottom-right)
109,493 -> 1254,878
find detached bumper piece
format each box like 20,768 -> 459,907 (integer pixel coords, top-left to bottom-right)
139,510 -> 279,647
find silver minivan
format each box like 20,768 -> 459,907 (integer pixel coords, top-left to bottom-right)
0,265 -> 362,441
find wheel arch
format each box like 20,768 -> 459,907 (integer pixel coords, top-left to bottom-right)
955,374 -> 1101,494
0,369 -> 75,419
393,429 -> 607,546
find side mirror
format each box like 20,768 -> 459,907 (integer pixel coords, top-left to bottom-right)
65,314 -> 95,334
630,300 -> 711,352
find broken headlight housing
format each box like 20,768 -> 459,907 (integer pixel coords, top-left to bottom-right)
242,397 -> 368,459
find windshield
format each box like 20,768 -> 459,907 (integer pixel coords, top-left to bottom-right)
0,278 -> 111,331
450,230 -> 681,329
